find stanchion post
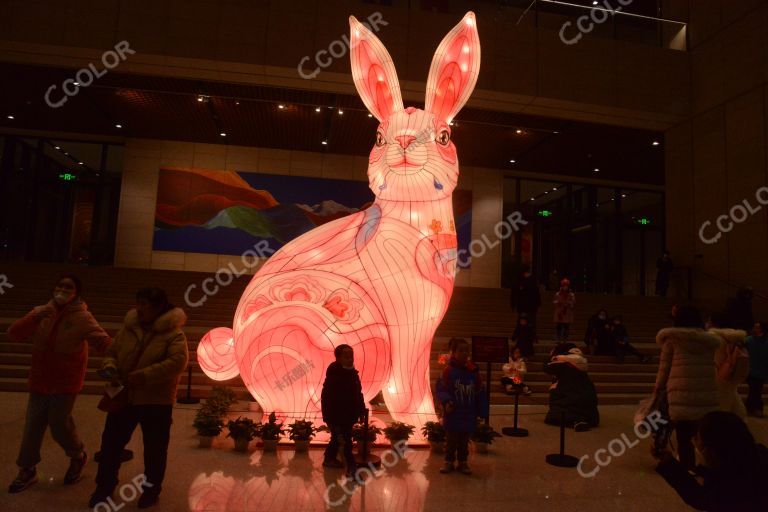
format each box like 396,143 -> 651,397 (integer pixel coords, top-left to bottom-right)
354,408 -> 381,468
502,390 -> 529,437
545,412 -> 578,467
177,364 -> 200,404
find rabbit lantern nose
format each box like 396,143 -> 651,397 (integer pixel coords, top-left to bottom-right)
394,135 -> 416,149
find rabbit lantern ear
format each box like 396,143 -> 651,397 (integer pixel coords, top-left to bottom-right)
349,16 -> 404,122
425,11 -> 481,124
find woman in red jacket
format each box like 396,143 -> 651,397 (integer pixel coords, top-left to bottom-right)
7,275 -> 110,494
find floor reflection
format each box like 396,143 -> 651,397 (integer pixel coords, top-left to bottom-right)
188,448 -> 431,512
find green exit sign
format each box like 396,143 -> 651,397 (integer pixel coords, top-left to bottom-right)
537,209 -> 553,217
636,217 -> 650,225
58,173 -> 77,181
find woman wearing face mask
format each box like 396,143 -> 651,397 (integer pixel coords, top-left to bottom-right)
7,275 -> 111,494
90,287 -> 188,510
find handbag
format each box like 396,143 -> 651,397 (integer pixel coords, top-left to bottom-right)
97,338 -> 150,413
635,388 -> 673,454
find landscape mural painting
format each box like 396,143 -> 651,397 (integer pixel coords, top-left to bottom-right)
152,167 -> 473,267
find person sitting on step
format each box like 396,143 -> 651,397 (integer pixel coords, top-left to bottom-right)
501,346 -> 532,396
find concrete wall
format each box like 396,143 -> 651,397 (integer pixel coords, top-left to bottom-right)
115,139 -> 504,287
665,0 -> 768,316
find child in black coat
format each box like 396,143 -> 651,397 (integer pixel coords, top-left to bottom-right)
321,344 -> 366,478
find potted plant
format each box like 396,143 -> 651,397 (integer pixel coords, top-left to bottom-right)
257,412 -> 284,451
193,410 -> 224,448
286,419 -> 316,451
383,421 -> 415,447
227,417 -> 258,452
351,421 -> 382,456
204,386 -> 237,418
421,421 -> 446,453
471,422 -> 501,454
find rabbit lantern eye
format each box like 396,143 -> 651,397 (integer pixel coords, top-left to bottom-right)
437,129 -> 450,146
375,131 -> 386,147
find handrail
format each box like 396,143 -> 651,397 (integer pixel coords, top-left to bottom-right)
680,265 -> 768,303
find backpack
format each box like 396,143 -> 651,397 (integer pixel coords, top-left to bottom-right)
720,343 -> 750,384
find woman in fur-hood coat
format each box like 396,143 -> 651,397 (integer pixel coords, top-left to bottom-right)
654,327 -> 721,422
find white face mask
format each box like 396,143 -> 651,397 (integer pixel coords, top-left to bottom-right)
53,291 -> 72,305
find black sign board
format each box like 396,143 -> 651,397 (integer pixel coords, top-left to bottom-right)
471,336 -> 509,364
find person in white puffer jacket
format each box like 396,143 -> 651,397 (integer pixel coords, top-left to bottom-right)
654,305 -> 721,471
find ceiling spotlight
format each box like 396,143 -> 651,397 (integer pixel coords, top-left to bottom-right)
338,109 -> 343,115
54,146 -> 60,150
115,123 -> 122,128
553,130 -> 559,134
315,107 -> 321,112
64,152 -> 69,155
593,168 -> 600,172
235,101 -> 240,105
220,132 -> 227,137
515,129 -> 522,134
530,197 -> 535,201
7,115 -> 14,120
621,194 -> 627,198
78,161 -> 84,165
197,94 -> 208,102
73,82 -> 80,86
552,187 -> 557,191
509,159 -> 516,163
321,140 -> 328,145
652,141 -> 660,146
278,104 -> 285,109
449,121 -> 454,126
367,113 -> 373,118
544,191 -> 549,194
592,1 -> 598,4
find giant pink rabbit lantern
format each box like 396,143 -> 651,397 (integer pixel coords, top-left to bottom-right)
198,12 -> 480,433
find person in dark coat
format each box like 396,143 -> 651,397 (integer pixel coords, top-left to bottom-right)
595,318 -> 616,356
511,314 -> 537,358
612,316 -> 651,363
510,266 -> 541,330
726,288 -> 755,332
436,337 -> 488,475
745,321 -> 768,418
321,344 -> 365,478
583,309 -> 608,355
655,411 -> 768,512
544,343 -> 599,431
655,251 -> 674,297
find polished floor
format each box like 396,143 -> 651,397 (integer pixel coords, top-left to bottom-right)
0,392 -> 766,512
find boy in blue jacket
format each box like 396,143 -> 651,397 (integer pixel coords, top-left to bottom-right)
436,337 -> 489,475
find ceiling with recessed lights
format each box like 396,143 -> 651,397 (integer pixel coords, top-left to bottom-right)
0,62 -> 664,184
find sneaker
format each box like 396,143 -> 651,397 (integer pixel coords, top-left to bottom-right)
88,487 -> 113,508
439,462 -> 454,474
574,422 -> 591,432
322,458 -> 344,468
457,462 -> 472,475
8,467 -> 37,494
137,487 -> 160,509
64,451 -> 87,485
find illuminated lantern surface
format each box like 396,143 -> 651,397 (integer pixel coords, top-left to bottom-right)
198,12 -> 481,434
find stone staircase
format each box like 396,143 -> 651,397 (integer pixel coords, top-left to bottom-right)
0,262 -> 757,408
